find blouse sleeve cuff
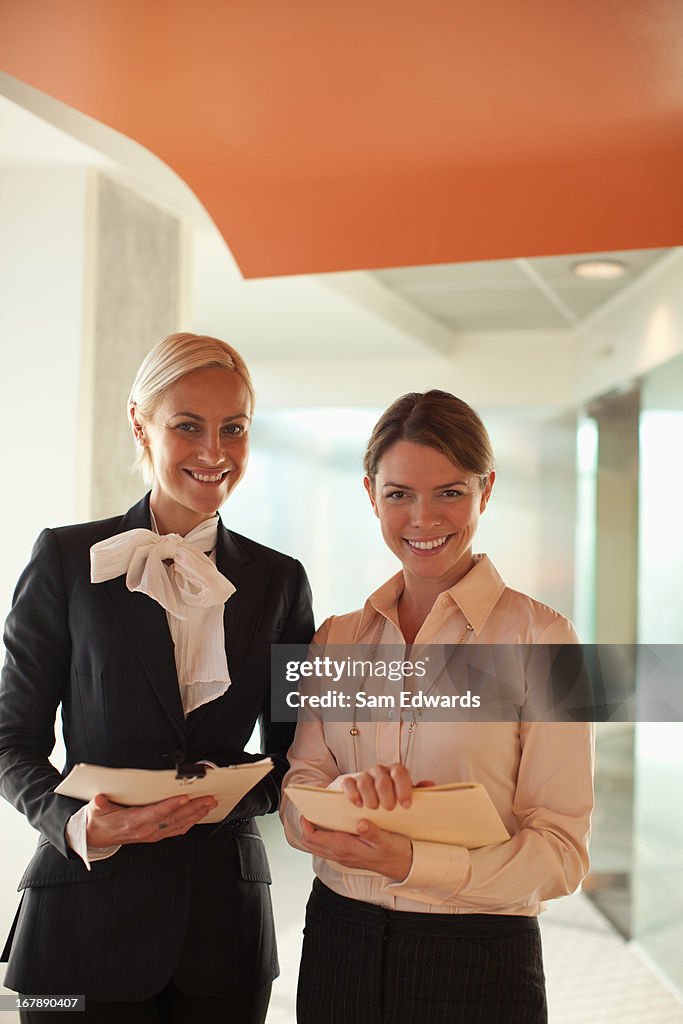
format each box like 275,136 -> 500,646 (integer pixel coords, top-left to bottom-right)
382,840 -> 470,903
65,806 -> 121,871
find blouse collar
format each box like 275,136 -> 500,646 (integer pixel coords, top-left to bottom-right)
361,553 -> 506,637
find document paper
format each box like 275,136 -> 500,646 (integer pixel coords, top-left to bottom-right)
56,758 -> 273,824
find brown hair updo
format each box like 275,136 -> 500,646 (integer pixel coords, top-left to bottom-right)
363,390 -> 494,489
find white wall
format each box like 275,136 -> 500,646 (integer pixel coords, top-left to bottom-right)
0,165 -> 88,581
0,165 -> 88,990
250,333 -> 577,411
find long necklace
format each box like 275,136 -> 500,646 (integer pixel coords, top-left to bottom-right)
349,618 -> 473,771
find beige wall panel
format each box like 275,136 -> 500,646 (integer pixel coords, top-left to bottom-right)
89,174 -> 179,519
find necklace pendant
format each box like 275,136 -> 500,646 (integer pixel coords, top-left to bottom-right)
349,727 -> 360,736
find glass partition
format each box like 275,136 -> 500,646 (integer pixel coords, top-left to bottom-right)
633,354 -> 683,993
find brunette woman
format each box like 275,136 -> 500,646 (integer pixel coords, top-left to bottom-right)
282,390 -> 593,1024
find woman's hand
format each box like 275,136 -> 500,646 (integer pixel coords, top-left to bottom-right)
85,792 -> 218,847
300,815 -> 412,881
297,765 -> 436,880
341,763 -> 435,810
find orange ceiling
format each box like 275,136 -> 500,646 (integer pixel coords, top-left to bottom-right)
1,0 -> 682,278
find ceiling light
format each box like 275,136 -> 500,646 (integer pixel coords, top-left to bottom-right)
571,259 -> 628,280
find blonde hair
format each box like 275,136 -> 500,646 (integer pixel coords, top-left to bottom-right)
128,332 -> 255,483
364,390 -> 494,489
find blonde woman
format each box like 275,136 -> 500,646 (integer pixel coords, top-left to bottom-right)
0,333 -> 314,1024
282,390 -> 593,1024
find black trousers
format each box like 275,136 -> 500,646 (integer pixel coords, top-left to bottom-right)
19,980 -> 272,1024
297,879 -> 547,1024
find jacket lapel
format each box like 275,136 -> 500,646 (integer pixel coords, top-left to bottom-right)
103,494 -> 186,742
217,523 -> 272,669
187,522 -> 271,728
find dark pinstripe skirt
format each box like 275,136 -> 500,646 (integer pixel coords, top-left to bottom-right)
297,880 -> 547,1024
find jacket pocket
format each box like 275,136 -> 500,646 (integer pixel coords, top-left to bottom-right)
233,832 -> 272,884
18,836 -> 115,889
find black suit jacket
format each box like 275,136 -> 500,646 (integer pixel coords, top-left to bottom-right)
0,494 -> 314,1000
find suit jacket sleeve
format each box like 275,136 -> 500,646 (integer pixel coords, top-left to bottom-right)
215,557 -> 314,821
0,529 -> 83,858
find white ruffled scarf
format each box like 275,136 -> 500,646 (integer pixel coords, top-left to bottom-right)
90,515 -> 235,715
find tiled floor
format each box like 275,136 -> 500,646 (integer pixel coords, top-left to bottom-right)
263,815 -> 683,1024
541,889 -> 683,1024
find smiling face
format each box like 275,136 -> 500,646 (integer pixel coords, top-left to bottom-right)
364,439 -> 494,593
130,366 -> 251,536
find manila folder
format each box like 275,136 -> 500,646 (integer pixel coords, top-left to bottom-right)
56,758 -> 273,824
285,781 -> 509,849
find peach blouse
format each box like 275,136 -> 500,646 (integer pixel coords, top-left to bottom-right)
280,554 -> 594,917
